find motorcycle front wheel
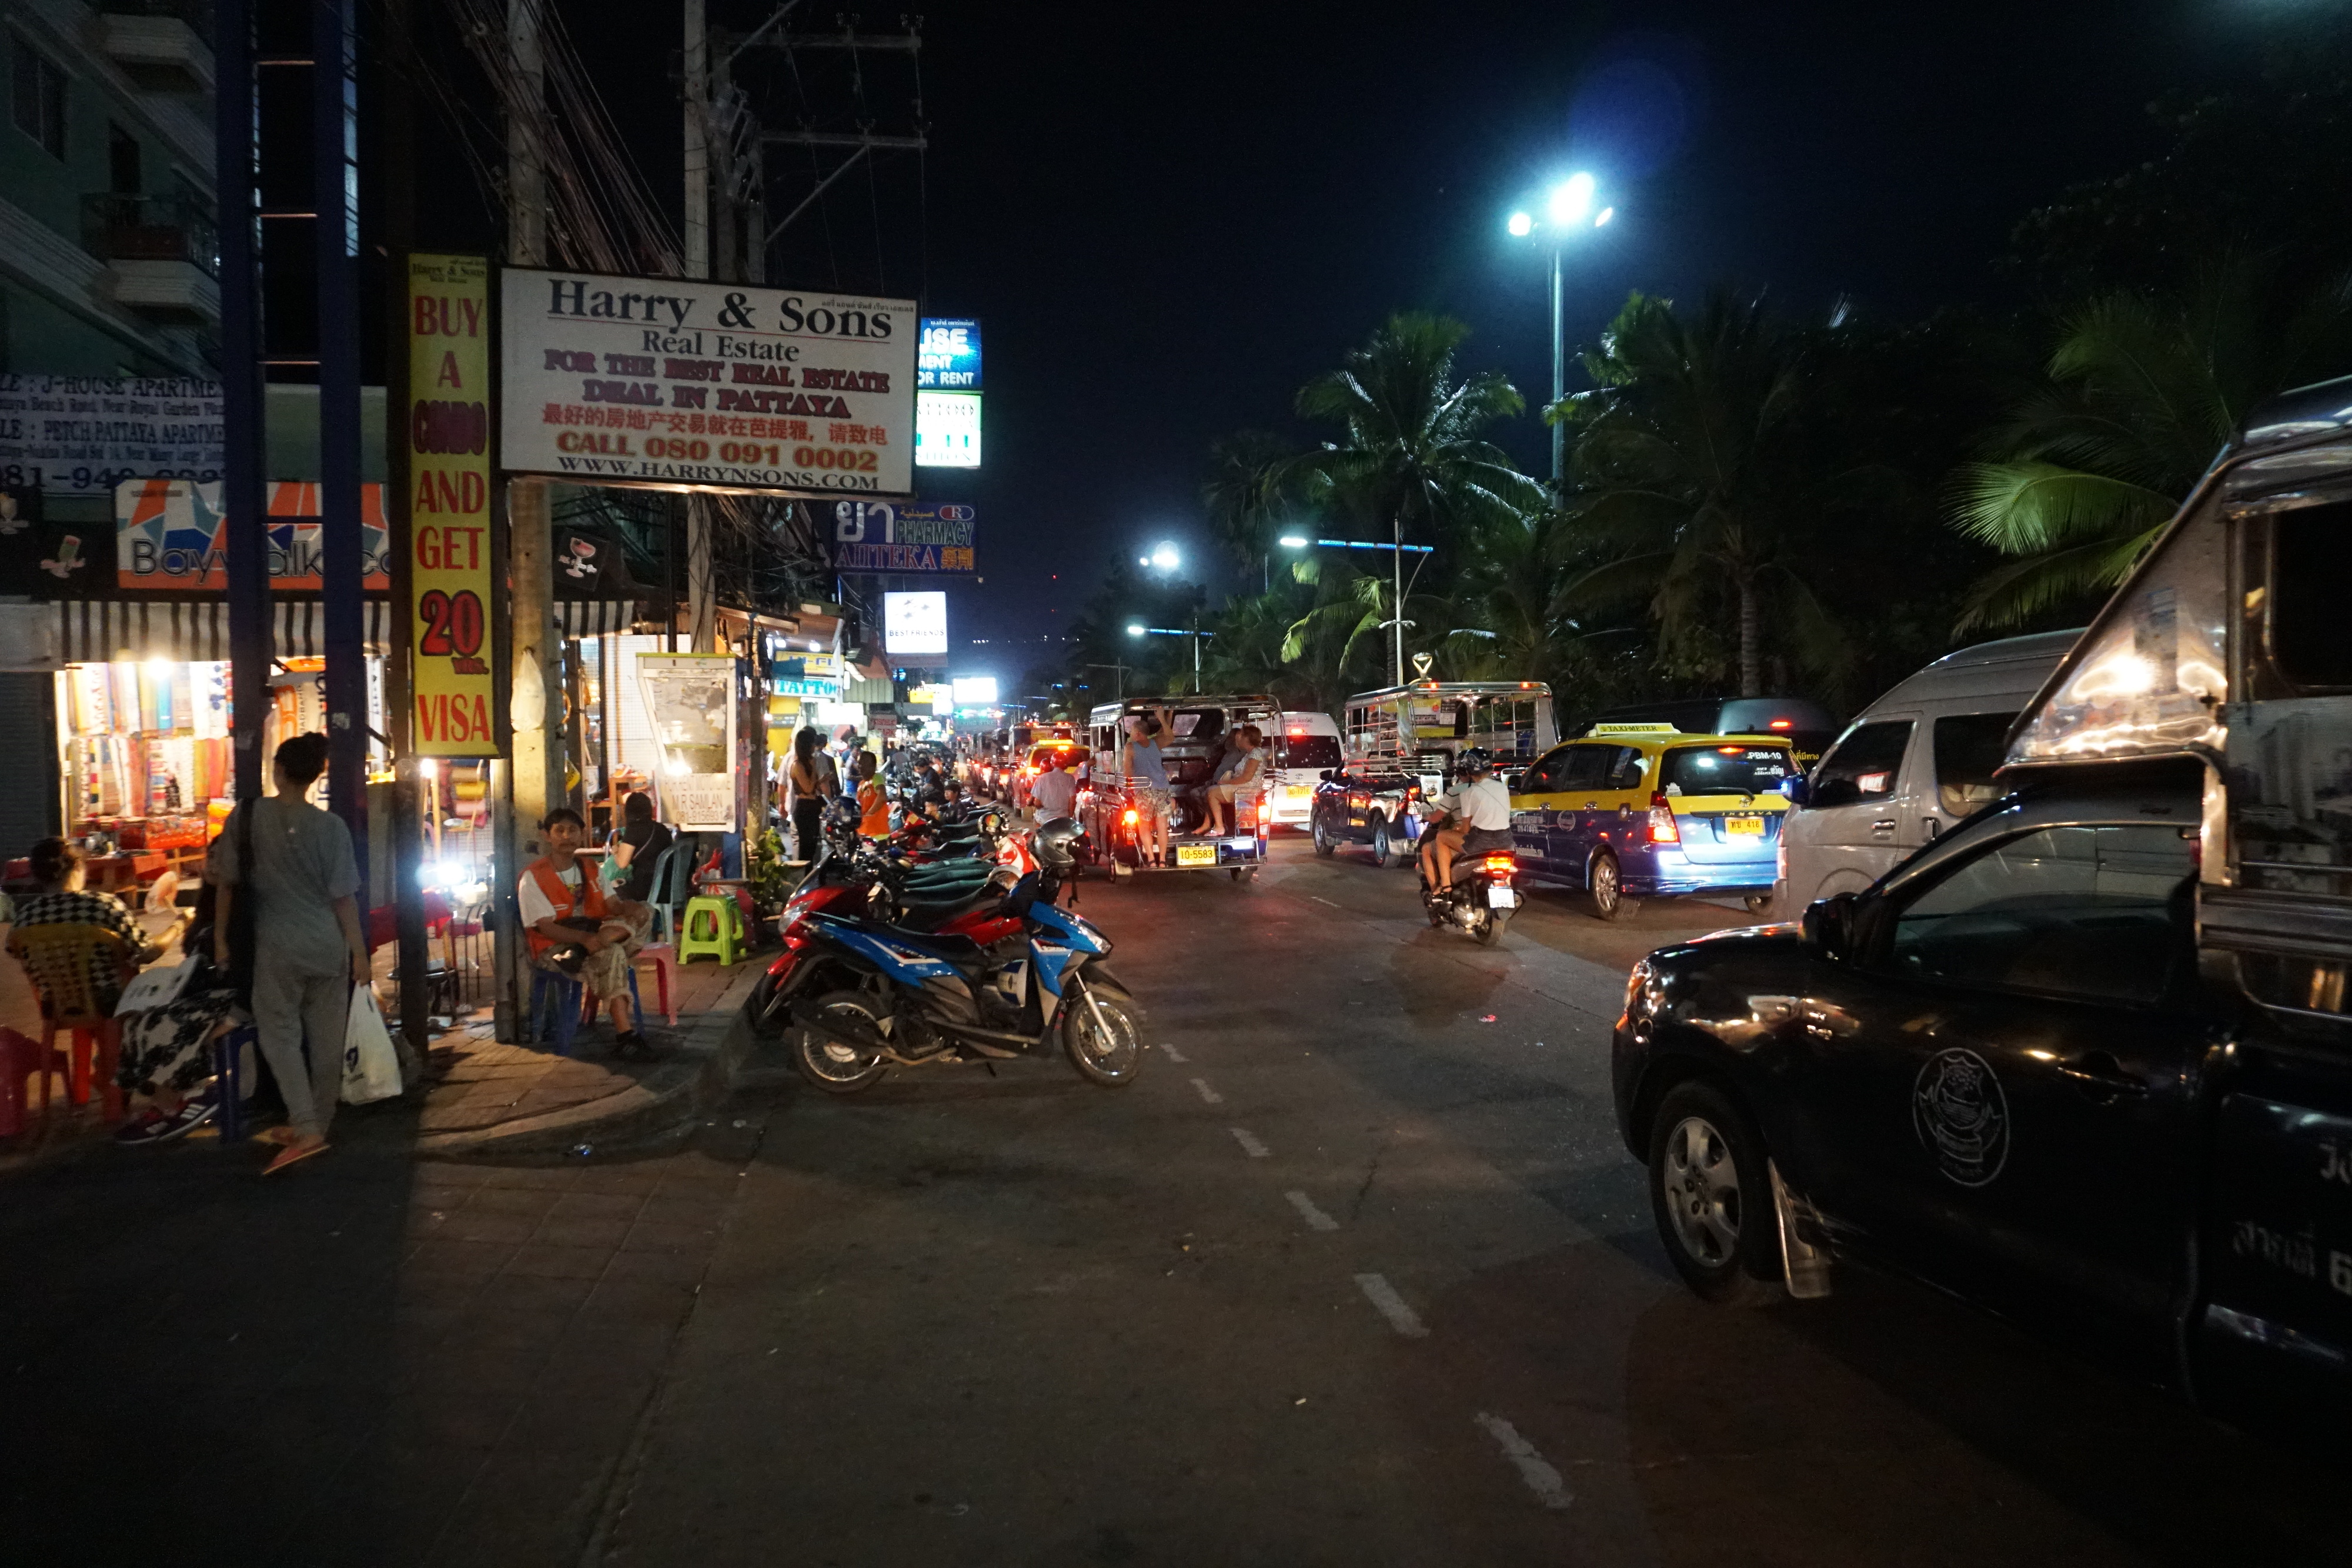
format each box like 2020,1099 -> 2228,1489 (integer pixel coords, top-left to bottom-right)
1063,981 -> 1143,1086
793,989 -> 892,1094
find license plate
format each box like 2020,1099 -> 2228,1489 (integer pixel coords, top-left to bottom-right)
1725,815 -> 1766,837
1487,887 -> 1520,909
1175,844 -> 1217,867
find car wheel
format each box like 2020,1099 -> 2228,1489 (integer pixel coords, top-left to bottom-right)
1648,1080 -> 1781,1304
1370,815 -> 1395,868
1588,851 -> 1624,920
1311,813 -> 1335,857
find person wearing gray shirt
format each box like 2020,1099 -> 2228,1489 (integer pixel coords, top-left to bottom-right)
208,733 -> 369,1174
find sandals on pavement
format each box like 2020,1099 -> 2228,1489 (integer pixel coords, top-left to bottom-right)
262,1138 -> 329,1175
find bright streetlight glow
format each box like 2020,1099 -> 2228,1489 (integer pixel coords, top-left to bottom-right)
1595,205 -> 1615,226
1506,210 -> 1533,238
1125,623 -> 1146,637
1547,172 -> 1595,226
1278,534 -> 1309,548
1148,543 -> 1181,571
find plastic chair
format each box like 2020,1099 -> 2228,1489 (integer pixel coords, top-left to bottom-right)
632,944 -> 677,1025
527,962 -> 646,1056
5,923 -> 131,1119
677,894 -> 747,966
639,844 -> 686,946
212,1021 -> 255,1143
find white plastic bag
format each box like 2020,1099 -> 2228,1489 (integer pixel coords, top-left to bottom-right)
341,984 -> 403,1105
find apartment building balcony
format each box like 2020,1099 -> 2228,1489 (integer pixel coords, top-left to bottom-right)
93,0 -> 214,96
82,192 -> 218,324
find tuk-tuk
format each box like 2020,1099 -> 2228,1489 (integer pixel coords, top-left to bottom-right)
1608,372 -> 2352,1442
1308,681 -> 1558,864
1079,694 -> 1280,882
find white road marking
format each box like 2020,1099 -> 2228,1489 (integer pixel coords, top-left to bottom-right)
1158,1041 -> 1189,1064
1311,895 -> 1341,908
1190,1077 -> 1223,1105
1473,1412 -> 1573,1510
1285,1189 -> 1338,1230
1353,1272 -> 1428,1338
1230,1126 -> 1270,1158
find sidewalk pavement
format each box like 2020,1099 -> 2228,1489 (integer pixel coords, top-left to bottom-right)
0,953 -> 766,1173
416,958 -> 764,1158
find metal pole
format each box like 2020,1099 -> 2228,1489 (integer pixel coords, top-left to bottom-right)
380,0 -> 429,1055
216,0 -> 269,802
1391,514 -> 1404,688
1549,241 -> 1565,487
316,0 -> 366,910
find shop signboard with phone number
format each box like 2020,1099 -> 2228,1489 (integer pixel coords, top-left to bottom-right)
500,268 -> 916,496
409,255 -> 498,756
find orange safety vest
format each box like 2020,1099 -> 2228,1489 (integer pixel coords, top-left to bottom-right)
858,777 -> 890,837
524,856 -> 608,957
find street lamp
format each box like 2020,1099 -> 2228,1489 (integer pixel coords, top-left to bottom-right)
1128,622 -> 1214,694
1505,169 -> 1613,486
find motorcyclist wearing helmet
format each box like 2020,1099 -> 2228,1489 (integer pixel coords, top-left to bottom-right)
1418,747 -> 1515,891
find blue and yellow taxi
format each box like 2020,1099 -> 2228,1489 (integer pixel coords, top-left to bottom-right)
1507,723 -> 1797,918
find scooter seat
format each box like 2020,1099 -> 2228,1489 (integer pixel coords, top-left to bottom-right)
894,884 -> 1005,924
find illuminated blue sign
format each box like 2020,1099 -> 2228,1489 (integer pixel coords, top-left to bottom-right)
917,318 -> 981,390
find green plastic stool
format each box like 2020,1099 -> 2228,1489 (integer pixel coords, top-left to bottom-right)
678,892 -> 747,965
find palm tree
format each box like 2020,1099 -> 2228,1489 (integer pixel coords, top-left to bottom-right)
1295,312 -> 1548,685
1950,253 -> 2352,628
1202,431 -> 1305,586
1552,290 -> 1846,698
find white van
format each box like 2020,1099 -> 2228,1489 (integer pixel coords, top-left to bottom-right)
1773,629 -> 2080,916
1265,710 -> 1343,828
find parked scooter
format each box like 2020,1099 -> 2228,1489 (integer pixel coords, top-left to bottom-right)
761,818 -> 1142,1093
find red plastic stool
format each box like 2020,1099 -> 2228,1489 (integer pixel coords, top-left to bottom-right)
0,1027 -> 42,1137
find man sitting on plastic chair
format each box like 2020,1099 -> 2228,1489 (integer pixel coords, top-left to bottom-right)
518,808 -> 660,1059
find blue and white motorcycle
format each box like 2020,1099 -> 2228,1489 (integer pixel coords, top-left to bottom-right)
783,821 -> 1144,1094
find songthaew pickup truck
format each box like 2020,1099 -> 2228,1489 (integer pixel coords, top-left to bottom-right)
1611,372 -> 2352,1442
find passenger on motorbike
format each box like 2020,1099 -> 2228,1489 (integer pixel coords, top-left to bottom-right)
1417,748 -> 1514,890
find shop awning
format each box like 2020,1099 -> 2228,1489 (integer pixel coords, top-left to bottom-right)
52,599 -> 642,663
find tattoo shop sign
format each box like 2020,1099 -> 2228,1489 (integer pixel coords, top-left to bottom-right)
500,269 -> 916,496
831,499 -> 975,573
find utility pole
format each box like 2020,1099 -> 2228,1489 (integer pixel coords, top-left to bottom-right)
1391,515 -> 1405,687
497,0 -> 557,1041
683,0 -> 714,653
1549,242 -> 1565,487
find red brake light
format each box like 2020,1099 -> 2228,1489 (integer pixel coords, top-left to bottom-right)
1122,807 -> 1140,827
1648,792 -> 1680,844
1480,853 -> 1515,872
1769,719 -> 1793,730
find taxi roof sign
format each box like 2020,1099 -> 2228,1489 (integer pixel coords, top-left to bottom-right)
1589,722 -> 1681,735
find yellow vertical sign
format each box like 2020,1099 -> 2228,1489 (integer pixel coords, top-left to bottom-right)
407,254 -> 497,755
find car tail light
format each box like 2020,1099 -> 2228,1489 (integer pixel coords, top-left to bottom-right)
1122,807 -> 1140,827
1769,718 -> 1792,730
1648,792 -> 1680,844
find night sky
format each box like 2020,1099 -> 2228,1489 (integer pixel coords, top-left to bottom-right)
574,0 -> 2283,688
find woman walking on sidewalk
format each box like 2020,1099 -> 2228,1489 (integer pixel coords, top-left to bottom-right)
208,734 -> 369,1175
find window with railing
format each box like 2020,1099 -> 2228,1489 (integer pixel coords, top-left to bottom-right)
82,193 -> 220,276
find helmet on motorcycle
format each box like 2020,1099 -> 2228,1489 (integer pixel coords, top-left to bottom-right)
1030,815 -> 1085,870
1455,747 -> 1496,779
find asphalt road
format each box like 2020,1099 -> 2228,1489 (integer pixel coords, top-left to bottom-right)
599,838 -> 2342,1567
7,836 -> 2346,1566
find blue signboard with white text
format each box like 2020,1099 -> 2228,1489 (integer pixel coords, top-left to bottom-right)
831,499 -> 977,573
917,319 -> 981,390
